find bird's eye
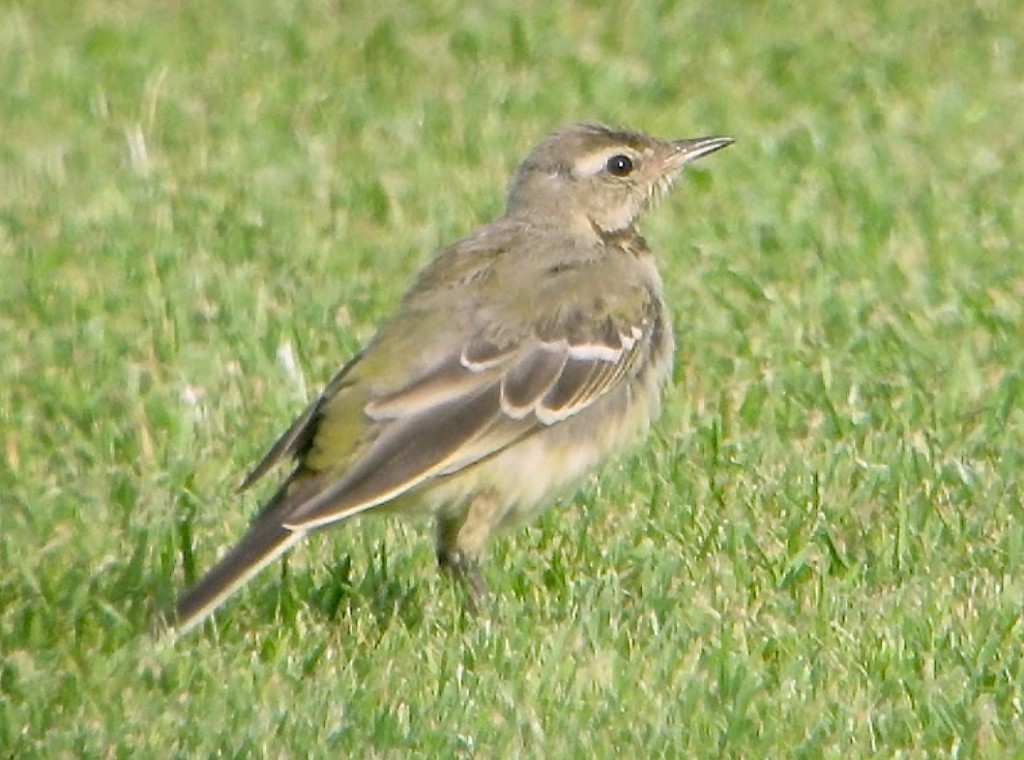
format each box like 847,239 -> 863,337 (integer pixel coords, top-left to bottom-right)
606,154 -> 634,177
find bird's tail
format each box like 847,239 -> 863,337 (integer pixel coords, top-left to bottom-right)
172,520 -> 305,635
169,473 -> 328,636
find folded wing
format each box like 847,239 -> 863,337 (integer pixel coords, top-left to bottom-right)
279,304 -> 656,531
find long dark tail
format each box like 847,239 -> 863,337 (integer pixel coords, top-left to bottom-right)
173,519 -> 304,635
170,473 -> 327,636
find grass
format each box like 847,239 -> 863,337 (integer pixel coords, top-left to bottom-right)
3,0 -> 1024,756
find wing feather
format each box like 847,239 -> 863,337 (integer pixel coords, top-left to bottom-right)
238,351 -> 364,491
286,382 -> 509,530
365,354 -> 489,421
500,343 -> 568,418
250,293 -> 656,532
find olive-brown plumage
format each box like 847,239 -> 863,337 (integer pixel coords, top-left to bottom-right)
173,123 -> 732,634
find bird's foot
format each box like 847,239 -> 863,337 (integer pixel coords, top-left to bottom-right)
437,549 -> 489,614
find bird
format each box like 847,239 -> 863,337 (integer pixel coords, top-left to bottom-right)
172,122 -> 733,634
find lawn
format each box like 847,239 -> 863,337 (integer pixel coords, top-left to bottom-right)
3,0 -> 1023,756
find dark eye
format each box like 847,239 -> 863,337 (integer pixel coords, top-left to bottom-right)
606,154 -> 634,176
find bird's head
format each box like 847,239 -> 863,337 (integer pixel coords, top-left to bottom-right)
506,123 -> 732,237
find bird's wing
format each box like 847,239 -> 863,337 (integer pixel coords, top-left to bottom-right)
237,351 -> 364,493
282,294 -> 660,531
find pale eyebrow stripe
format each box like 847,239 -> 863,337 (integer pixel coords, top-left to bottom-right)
572,149 -> 634,177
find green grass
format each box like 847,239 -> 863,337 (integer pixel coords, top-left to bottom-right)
3,0 -> 1024,756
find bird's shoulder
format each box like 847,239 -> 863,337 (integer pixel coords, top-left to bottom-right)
401,217 -> 659,326
332,216 -> 666,398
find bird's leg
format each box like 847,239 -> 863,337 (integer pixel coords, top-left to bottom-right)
435,491 -> 502,612
436,548 -> 488,613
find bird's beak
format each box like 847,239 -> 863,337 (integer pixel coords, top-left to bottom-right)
669,136 -> 735,168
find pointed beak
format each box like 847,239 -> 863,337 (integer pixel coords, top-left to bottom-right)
668,136 -> 735,168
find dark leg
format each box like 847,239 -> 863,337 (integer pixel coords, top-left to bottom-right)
435,491 -> 502,613
436,547 -> 488,613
